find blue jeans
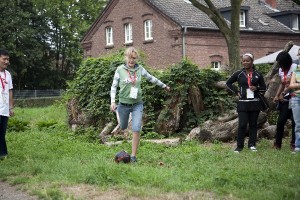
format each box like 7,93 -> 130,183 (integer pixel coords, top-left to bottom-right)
117,102 -> 143,132
291,97 -> 300,148
0,116 -> 9,157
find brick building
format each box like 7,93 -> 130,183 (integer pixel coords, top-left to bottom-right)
81,0 -> 300,69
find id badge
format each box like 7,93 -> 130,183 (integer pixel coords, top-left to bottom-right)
0,92 -> 8,104
129,87 -> 138,99
246,88 -> 254,99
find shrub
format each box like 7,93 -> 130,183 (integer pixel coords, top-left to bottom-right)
8,118 -> 30,132
66,52 -> 235,136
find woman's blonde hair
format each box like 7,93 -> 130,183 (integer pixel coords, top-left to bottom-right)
124,47 -> 139,62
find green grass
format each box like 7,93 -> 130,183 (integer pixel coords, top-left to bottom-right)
1,104 -> 300,199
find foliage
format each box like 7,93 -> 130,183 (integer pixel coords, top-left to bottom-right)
255,63 -> 274,76
66,53 -> 236,135
292,0 -> 300,5
66,50 -> 125,127
1,106 -> 300,200
7,118 -> 30,132
0,0 -> 107,89
36,120 -> 57,130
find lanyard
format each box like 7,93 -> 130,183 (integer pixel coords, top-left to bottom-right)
283,69 -> 288,83
0,71 -> 6,91
247,70 -> 252,87
127,70 -> 137,85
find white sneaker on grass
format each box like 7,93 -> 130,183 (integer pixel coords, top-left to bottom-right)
292,147 -> 300,154
249,146 -> 257,152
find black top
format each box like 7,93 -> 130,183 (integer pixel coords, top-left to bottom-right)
226,67 -> 267,112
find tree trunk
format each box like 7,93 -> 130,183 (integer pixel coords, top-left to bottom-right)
188,85 -> 204,116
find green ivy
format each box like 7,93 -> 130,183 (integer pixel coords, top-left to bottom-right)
66,52 -> 235,135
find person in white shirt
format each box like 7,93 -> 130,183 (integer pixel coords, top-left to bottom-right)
273,51 -> 296,151
0,49 -> 14,160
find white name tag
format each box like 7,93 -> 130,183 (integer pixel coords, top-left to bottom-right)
246,88 -> 254,99
129,87 -> 138,99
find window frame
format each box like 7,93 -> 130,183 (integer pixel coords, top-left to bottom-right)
211,61 -> 221,71
144,19 -> 153,41
240,10 -> 246,28
105,26 -> 113,46
124,23 -> 133,44
292,14 -> 299,30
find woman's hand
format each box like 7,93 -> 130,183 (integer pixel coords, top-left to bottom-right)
110,103 -> 117,112
249,86 -> 257,91
164,86 -> 171,92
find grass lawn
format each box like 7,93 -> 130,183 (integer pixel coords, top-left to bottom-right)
0,104 -> 300,200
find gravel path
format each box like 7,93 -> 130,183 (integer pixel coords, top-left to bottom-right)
0,181 -> 38,200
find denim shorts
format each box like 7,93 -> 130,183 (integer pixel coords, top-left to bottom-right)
117,102 -> 143,132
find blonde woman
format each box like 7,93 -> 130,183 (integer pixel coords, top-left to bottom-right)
110,47 -> 170,162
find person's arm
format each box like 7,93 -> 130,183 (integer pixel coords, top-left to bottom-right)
226,71 -> 240,96
9,89 -> 14,116
110,70 -> 120,112
273,83 -> 284,102
141,67 -> 170,91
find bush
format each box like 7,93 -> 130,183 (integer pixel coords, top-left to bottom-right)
66,52 -> 235,136
8,118 -> 30,132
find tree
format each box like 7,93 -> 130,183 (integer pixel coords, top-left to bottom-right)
292,0 -> 300,5
32,0 -> 107,87
0,0 -> 107,89
189,0 -> 242,71
0,0 -> 55,89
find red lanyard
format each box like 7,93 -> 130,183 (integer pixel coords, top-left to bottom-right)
283,69 -> 288,83
127,70 -> 137,85
247,71 -> 252,86
0,71 -> 6,91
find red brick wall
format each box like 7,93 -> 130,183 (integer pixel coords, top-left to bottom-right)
87,0 -> 182,69
83,0 -> 300,69
184,30 -> 300,68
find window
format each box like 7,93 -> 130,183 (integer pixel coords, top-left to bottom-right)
292,14 -> 299,30
211,61 -> 221,71
124,23 -> 133,43
106,27 -> 113,46
144,20 -> 153,40
240,11 -> 246,27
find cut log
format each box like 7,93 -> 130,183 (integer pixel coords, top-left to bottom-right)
104,138 -> 181,147
98,122 -> 115,143
144,138 -> 182,146
214,81 -> 227,89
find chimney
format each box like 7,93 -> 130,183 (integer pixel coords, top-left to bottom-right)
265,0 -> 277,9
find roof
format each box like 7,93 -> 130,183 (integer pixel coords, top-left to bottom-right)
254,44 -> 300,64
146,0 -> 300,33
81,0 -> 300,42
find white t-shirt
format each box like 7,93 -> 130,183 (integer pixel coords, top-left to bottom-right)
279,63 -> 297,85
0,70 -> 13,117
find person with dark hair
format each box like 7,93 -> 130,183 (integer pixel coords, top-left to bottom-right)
273,51 -> 296,150
226,53 -> 267,153
0,49 -> 14,160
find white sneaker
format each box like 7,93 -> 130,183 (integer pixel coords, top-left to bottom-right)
292,147 -> 300,154
249,146 -> 257,152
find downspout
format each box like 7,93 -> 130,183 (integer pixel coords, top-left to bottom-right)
182,26 -> 188,59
